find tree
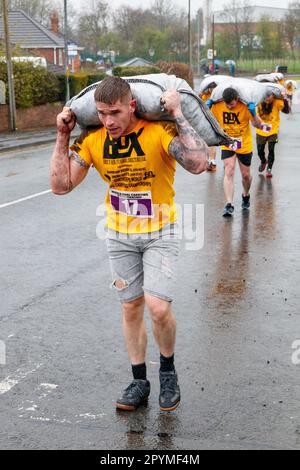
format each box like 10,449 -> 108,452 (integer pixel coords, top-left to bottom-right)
221,0 -> 254,59
283,2 -> 300,57
215,31 -> 237,61
0,0 -> 58,26
111,3 -> 189,62
113,7 -> 154,43
257,15 -> 273,58
76,0 -> 109,54
151,0 -> 176,31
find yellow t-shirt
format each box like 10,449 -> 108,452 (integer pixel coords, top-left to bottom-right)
286,83 -> 295,97
256,99 -> 284,137
201,92 -> 211,102
211,101 -> 253,154
70,120 -> 178,234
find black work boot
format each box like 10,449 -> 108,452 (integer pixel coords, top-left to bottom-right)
223,203 -> 234,218
241,194 -> 250,210
159,370 -> 181,412
116,379 -> 150,411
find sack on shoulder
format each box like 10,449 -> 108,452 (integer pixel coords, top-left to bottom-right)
67,73 -> 231,147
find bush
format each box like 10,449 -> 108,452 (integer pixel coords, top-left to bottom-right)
0,62 -> 60,108
57,74 -> 67,102
68,72 -> 106,98
112,65 -> 161,77
86,73 -> 106,87
155,61 -> 194,88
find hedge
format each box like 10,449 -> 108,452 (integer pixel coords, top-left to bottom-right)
111,62 -> 194,88
112,66 -> 161,77
0,63 -> 106,107
0,62 -> 60,108
67,72 -> 105,98
0,61 -> 194,108
156,61 -> 194,88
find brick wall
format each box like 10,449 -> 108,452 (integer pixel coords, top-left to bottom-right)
0,105 -> 9,132
29,48 -> 65,66
0,102 -> 63,132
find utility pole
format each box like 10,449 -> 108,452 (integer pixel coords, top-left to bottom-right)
197,9 -> 201,76
211,13 -> 215,73
2,0 -> 17,131
64,0 -> 70,102
188,0 -> 192,69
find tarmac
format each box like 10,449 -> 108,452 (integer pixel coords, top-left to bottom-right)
0,126 -> 81,153
0,91 -> 300,451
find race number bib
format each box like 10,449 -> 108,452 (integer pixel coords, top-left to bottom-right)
110,189 -> 154,218
260,123 -> 273,133
228,138 -> 242,151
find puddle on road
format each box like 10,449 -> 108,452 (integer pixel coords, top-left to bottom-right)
213,280 -> 246,296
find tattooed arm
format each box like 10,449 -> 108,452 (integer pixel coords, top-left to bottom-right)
50,107 -> 90,195
161,90 -> 210,174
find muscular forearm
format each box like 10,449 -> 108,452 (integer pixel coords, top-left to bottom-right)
173,112 -> 209,174
252,115 -> 262,129
282,99 -> 290,114
50,133 -> 73,194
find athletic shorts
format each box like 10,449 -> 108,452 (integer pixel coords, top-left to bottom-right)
256,134 -> 278,145
221,150 -> 253,167
105,223 -> 180,303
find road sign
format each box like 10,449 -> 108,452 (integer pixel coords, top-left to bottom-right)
207,49 -> 217,60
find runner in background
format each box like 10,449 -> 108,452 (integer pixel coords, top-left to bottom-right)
285,81 -> 296,113
256,92 -> 290,178
207,88 -> 262,217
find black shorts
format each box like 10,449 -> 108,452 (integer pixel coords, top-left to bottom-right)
221,150 -> 253,167
256,134 -> 278,145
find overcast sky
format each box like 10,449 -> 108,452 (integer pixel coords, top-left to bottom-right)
71,0 -> 289,15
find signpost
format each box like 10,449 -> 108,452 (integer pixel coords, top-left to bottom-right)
207,49 -> 217,60
64,0 -> 70,102
2,0 -> 17,131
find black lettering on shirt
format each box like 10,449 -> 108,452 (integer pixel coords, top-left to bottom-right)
223,112 -> 241,125
104,128 -> 145,159
143,171 -> 156,180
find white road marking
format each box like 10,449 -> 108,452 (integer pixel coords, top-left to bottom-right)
38,383 -> 58,398
0,364 -> 42,395
39,383 -> 58,390
0,378 -> 18,394
77,412 -> 106,420
0,190 -> 52,210
26,405 -> 38,411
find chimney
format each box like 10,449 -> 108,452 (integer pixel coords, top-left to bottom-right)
50,11 -> 59,34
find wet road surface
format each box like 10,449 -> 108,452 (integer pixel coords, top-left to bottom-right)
0,106 -> 299,450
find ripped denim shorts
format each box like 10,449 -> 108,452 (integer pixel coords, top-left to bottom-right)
105,223 -> 180,303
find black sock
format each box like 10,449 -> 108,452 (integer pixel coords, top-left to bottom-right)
160,353 -> 175,372
132,363 -> 147,380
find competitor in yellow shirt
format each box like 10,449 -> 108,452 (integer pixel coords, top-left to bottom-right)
200,82 -> 217,171
50,76 -> 209,412
256,92 -> 290,177
208,88 -> 262,217
285,81 -> 296,112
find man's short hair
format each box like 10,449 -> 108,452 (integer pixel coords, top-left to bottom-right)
223,87 -> 239,104
94,76 -> 132,104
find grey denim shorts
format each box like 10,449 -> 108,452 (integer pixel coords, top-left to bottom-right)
105,223 -> 180,303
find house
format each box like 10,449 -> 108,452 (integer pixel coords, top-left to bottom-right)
214,6 -> 289,35
214,6 -> 289,24
118,57 -> 154,68
0,9 -> 83,73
